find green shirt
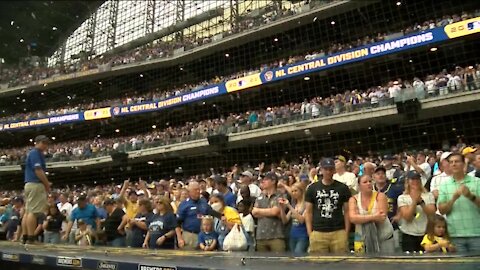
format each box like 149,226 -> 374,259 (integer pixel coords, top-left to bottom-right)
438,175 -> 480,237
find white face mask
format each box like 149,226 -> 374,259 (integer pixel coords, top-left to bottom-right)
211,202 -> 223,212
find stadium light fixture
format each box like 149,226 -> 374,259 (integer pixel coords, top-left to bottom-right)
396,1 -> 402,6
41,92 -> 45,95
51,137 -> 56,140
430,47 -> 438,52
274,38 -> 278,42
20,89 -> 25,94
19,38 -> 24,43
29,139 -> 33,142
139,74 -> 144,78
313,16 -> 317,22
52,26 -> 57,31
331,21 -> 335,25
152,125 -> 157,129
452,128 -> 456,131
115,129 -> 120,133
10,21 -> 14,26
98,81 -> 102,85
147,161 -> 154,165
304,76 -> 310,80
225,53 -> 230,57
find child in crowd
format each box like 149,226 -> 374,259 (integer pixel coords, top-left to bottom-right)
198,216 -> 218,251
74,219 -> 93,246
421,215 -> 455,253
237,200 -> 255,250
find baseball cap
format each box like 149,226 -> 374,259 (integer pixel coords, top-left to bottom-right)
77,219 -> 86,225
263,172 -> 278,181
77,193 -> 88,201
335,155 -> 347,163
34,135 -> 51,144
440,152 -> 452,162
375,166 -> 386,173
12,196 -> 24,204
320,158 -> 335,169
383,154 -> 395,160
241,171 -> 253,178
103,198 -> 116,206
137,190 -> 145,196
462,147 -> 477,155
406,171 -> 422,180
213,175 -> 227,185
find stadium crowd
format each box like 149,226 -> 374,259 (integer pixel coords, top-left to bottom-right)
1,9 -> 478,125
1,62 -> 479,166
1,142 -> 479,254
0,0 -> 317,88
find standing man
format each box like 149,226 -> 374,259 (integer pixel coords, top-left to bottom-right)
252,173 -> 285,252
405,152 -> 432,187
22,135 -> 51,244
333,155 -> 357,193
214,176 -> 236,208
438,153 -> 480,252
175,181 -> 216,250
430,152 -> 453,201
305,158 -> 351,254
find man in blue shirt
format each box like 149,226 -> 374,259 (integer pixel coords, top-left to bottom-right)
214,175 -> 236,207
63,194 -> 100,243
175,181 -> 218,250
22,135 -> 51,244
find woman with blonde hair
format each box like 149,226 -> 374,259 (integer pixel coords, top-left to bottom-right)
143,196 -> 176,249
279,182 -> 309,255
397,171 -> 436,252
349,175 -> 394,253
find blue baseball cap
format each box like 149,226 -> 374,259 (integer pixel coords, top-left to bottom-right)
320,158 -> 335,169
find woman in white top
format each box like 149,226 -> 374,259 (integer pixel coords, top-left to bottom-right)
349,175 -> 394,253
397,171 -> 436,252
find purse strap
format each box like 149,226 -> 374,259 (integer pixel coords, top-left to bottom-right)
367,191 -> 378,214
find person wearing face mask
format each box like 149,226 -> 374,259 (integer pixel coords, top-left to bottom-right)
209,194 -> 243,250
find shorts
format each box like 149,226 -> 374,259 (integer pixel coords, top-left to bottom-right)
309,230 -> 348,254
24,182 -> 47,214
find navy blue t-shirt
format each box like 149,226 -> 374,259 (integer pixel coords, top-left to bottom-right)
198,231 -> 218,248
24,148 -> 46,183
176,198 -> 211,233
131,212 -> 154,248
147,212 -> 176,249
374,182 -> 403,228
223,191 -> 237,208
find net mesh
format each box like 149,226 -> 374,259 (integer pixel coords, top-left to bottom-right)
0,0 -> 479,193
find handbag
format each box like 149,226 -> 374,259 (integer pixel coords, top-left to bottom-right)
222,223 -> 248,251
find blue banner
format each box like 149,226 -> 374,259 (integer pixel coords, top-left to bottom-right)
0,113 -> 84,131
259,29 -> 449,84
111,85 -> 226,117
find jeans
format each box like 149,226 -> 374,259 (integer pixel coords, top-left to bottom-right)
44,231 -> 61,244
451,237 -> 480,253
107,236 -> 126,247
289,236 -> 309,256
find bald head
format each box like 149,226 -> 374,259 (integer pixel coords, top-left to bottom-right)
188,181 -> 201,200
363,162 -> 376,176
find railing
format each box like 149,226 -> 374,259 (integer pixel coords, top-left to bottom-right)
1,81 -> 478,167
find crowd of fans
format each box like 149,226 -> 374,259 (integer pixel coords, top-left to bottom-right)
1,143 -> 479,254
0,0 -> 319,89
1,9 -> 479,125
1,62 -> 479,166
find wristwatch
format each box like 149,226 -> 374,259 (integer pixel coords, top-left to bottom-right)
469,195 -> 477,202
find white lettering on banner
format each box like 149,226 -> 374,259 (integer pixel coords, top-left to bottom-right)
370,32 -> 434,54
316,190 -> 340,219
182,87 -> 219,102
57,256 -> 82,267
138,265 -> 177,270
50,114 -> 80,123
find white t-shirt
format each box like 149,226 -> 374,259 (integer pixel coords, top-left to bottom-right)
429,172 -> 451,193
240,213 -> 255,233
236,183 -> 262,203
333,171 -> 357,191
388,86 -> 401,98
405,162 -> 431,187
398,192 -> 435,236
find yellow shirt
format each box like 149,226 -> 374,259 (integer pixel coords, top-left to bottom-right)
421,234 -> 449,253
125,199 -> 138,219
223,206 -> 242,225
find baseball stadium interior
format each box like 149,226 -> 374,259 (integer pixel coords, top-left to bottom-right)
0,0 -> 480,270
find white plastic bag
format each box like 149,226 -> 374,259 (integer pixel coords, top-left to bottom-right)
222,224 -> 247,251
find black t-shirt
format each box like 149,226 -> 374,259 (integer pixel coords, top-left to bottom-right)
45,213 -> 65,232
104,208 -> 125,241
305,180 -> 351,232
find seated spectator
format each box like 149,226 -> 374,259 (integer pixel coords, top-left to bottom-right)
143,196 -> 176,249
421,215 -> 455,253
198,216 -> 218,251
42,204 -> 65,244
349,175 -> 394,253
398,171 -> 436,252
74,219 -> 93,246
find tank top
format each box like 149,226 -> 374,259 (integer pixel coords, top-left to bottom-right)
354,192 -> 393,240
